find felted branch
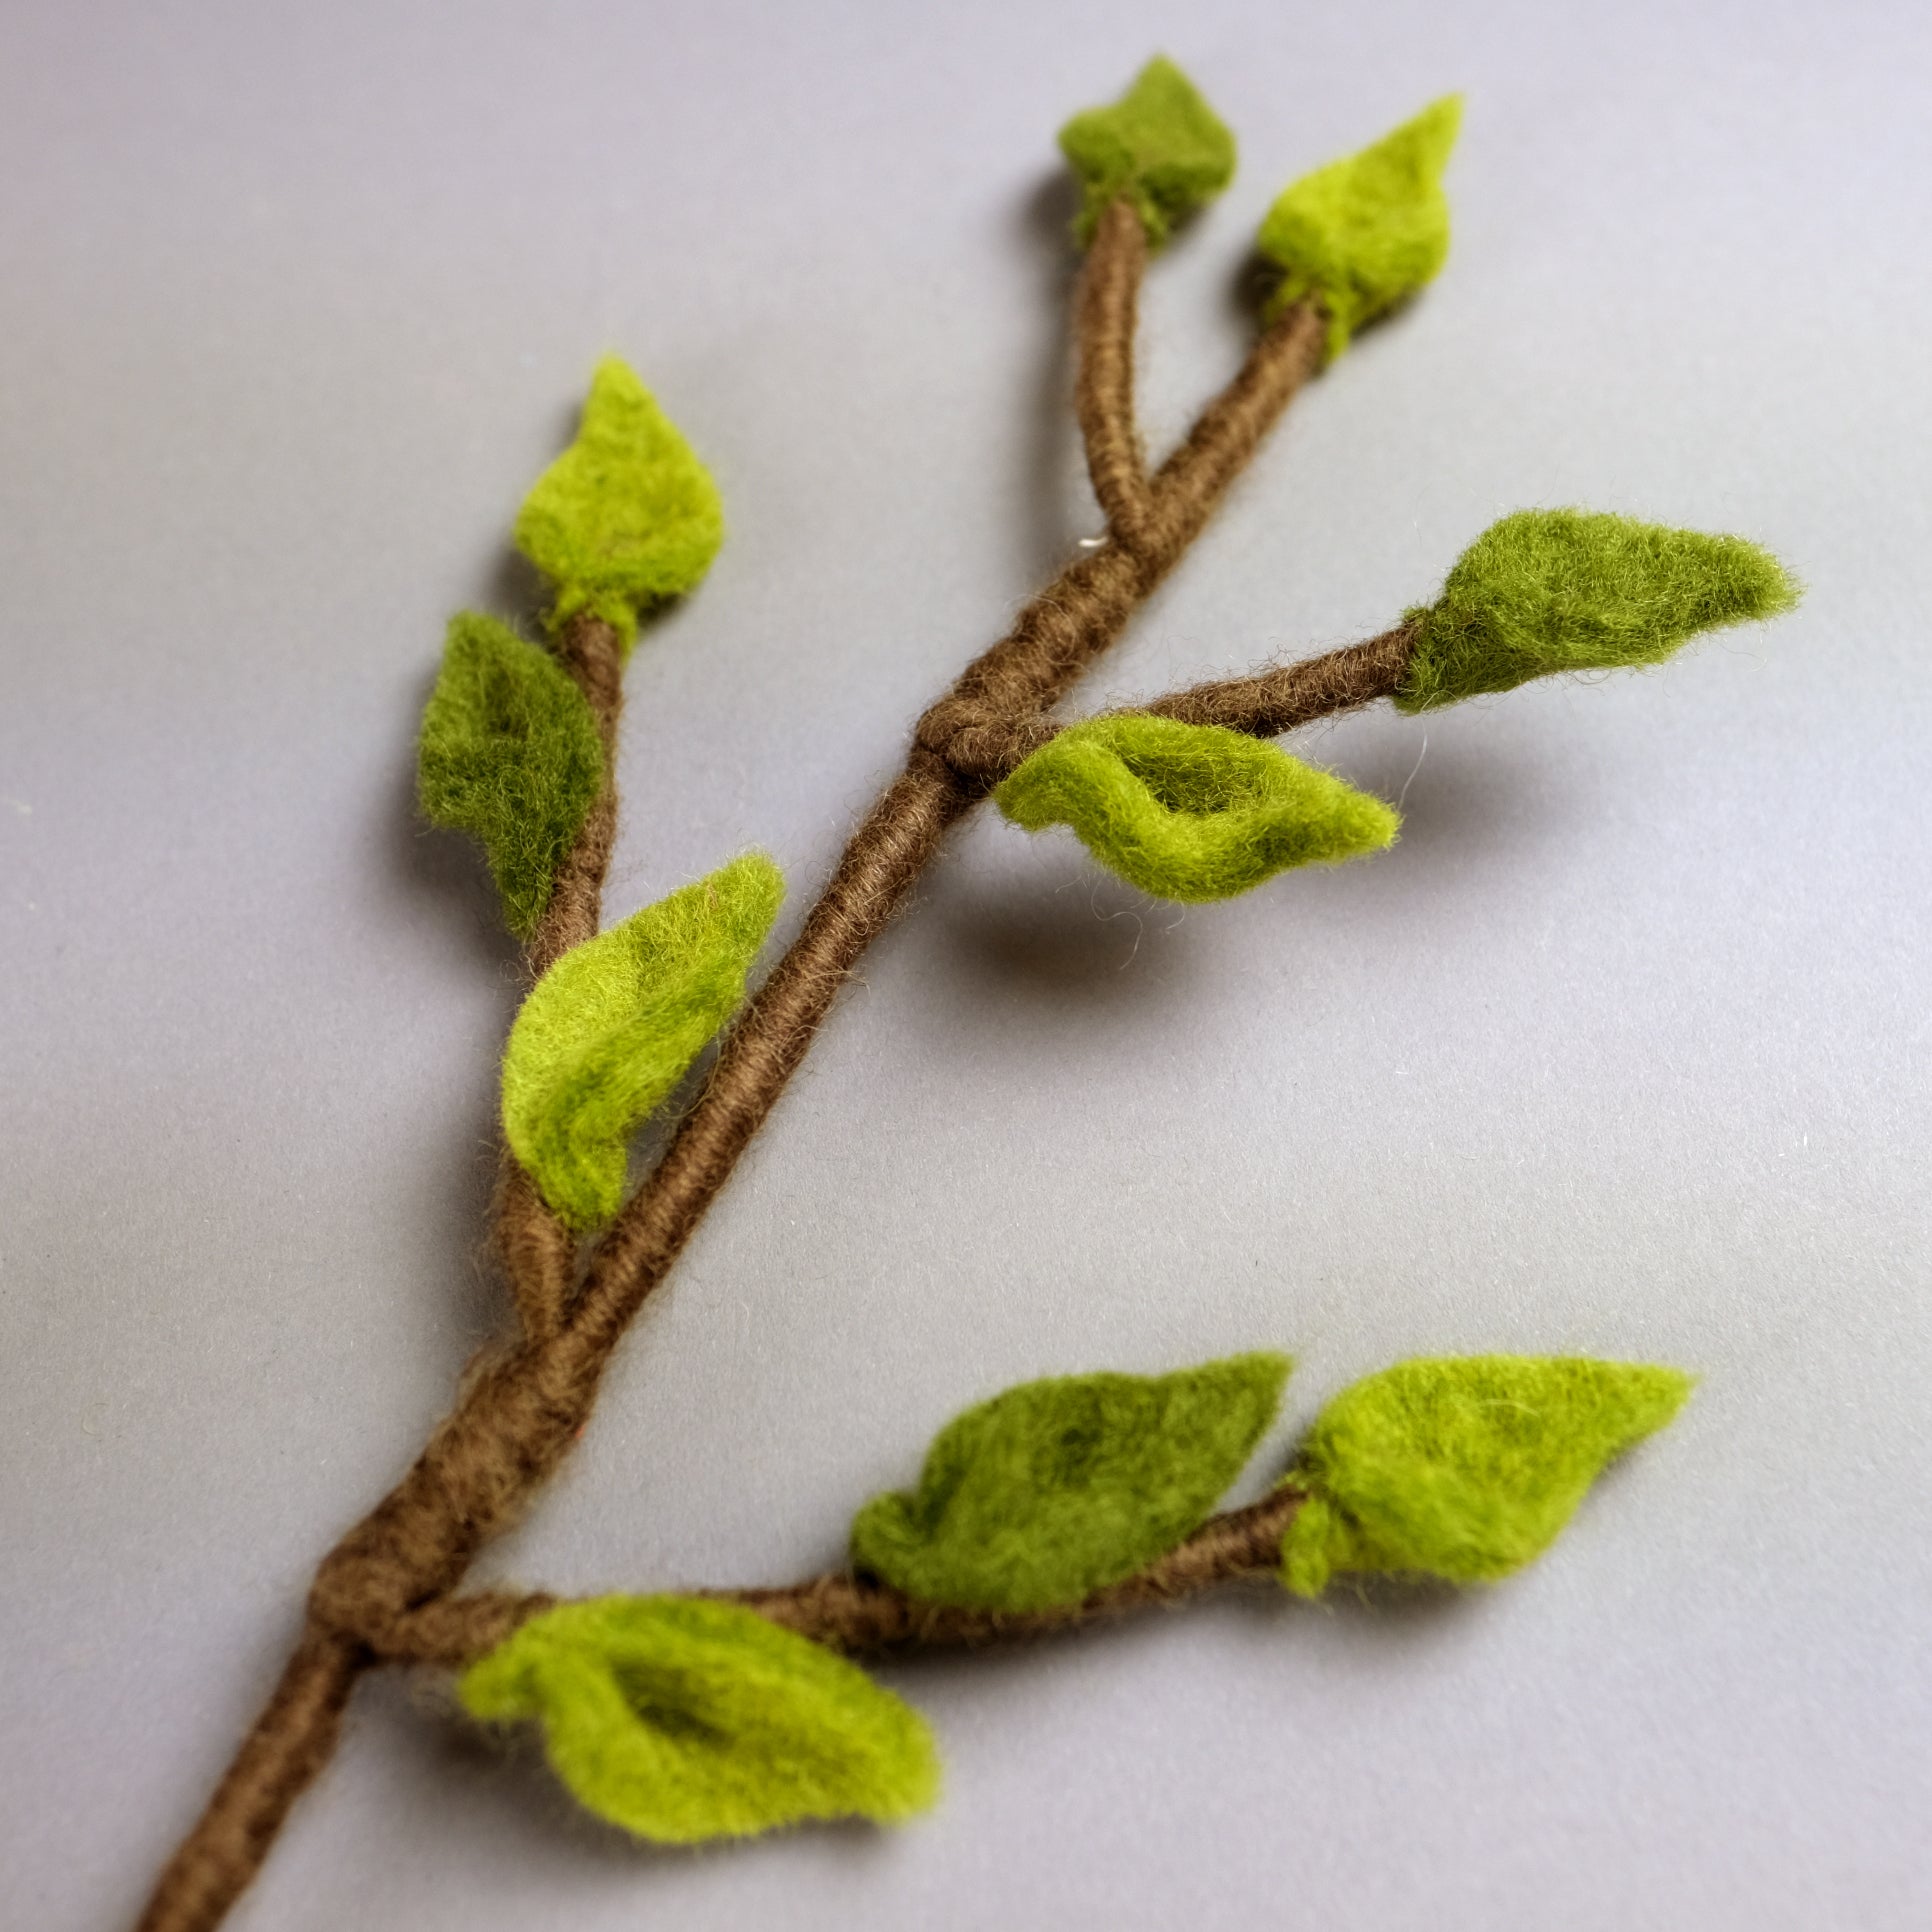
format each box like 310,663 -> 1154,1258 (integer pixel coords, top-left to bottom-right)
366,1486 -> 1310,1669
135,301 -> 1328,1932
528,612 -> 626,975
919,619 -> 1420,783
492,610 -> 624,1339
1139,620 -> 1418,735
1074,198 -> 1154,542
745,1483 -> 1305,1649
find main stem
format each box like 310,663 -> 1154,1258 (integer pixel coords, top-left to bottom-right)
135,214 -> 1328,1932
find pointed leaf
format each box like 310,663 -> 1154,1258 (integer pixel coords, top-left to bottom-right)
502,852 -> 784,1229
1397,508 -> 1800,712
994,714 -> 1397,903
461,1596 -> 939,1842
1058,56 -> 1236,248
515,356 -> 724,646
1257,95 -> 1462,355
416,613 -> 603,940
852,1352 -> 1291,1613
1278,1355 -> 1694,1596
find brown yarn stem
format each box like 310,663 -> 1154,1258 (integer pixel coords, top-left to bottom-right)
368,1486 -> 1309,1668
528,611 -> 625,977
1139,620 -> 1418,735
133,1629 -> 361,1932
491,1161 -> 575,1343
134,301 -> 1329,1932
1074,199 -> 1153,541
925,620 -> 1421,783
497,611 -> 623,1338
750,1483 -> 1308,1648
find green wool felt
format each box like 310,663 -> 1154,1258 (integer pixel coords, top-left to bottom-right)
1257,95 -> 1462,356
416,612 -> 603,940
1278,1355 -> 1693,1597
994,715 -> 1397,903
515,356 -> 724,645
851,1353 -> 1290,1613
1058,56 -> 1236,248
460,1595 -> 939,1842
1398,508 -> 1800,712
502,852 -> 784,1229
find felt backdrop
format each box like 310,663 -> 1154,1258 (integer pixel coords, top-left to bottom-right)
1,2 -> 1927,1930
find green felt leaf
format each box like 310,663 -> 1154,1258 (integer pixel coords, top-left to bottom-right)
1397,508 -> 1800,712
502,852 -> 784,1229
416,612 -> 603,941
994,714 -> 1398,903
1057,55 -> 1236,248
460,1595 -> 939,1842
852,1352 -> 1291,1613
1278,1356 -> 1694,1597
515,356 -> 724,646
1256,95 -> 1462,355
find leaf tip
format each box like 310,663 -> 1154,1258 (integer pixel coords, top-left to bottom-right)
1278,1354 -> 1696,1595
460,1597 -> 939,1841
513,358 -> 724,643
1058,54 -> 1236,249
853,1350 -> 1293,1613
416,610 -> 604,940
1397,510 -> 1801,711
997,715 -> 1395,902
501,853 -> 785,1230
1257,92 -> 1464,352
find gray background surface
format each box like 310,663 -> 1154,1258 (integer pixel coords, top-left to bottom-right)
3,2 -> 1927,1927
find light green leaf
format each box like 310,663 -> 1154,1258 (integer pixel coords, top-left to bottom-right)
1057,56 -> 1236,248
502,852 -> 784,1229
1279,1355 -> 1694,1597
1257,95 -> 1462,355
460,1596 -> 939,1842
994,714 -> 1397,903
852,1353 -> 1291,1613
515,356 -> 724,646
417,613 -> 603,940
1397,508 -> 1800,712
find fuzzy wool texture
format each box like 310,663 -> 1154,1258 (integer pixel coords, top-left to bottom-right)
459,1596 -> 939,1843
1257,95 -> 1462,357
514,356 -> 724,646
416,612 -> 603,940
994,715 -> 1398,903
1278,1356 -> 1694,1597
851,1353 -> 1291,1613
1398,508 -> 1800,712
1057,55 -> 1236,249
501,852 -> 784,1229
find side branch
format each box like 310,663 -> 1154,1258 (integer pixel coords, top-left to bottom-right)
528,612 -> 626,975
372,1486 -> 1308,1667
737,1483 -> 1305,1652
497,610 -> 627,1338
1140,619 -> 1416,736
925,619 -> 1419,782
1147,300 -> 1324,548
1074,199 -> 1153,542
